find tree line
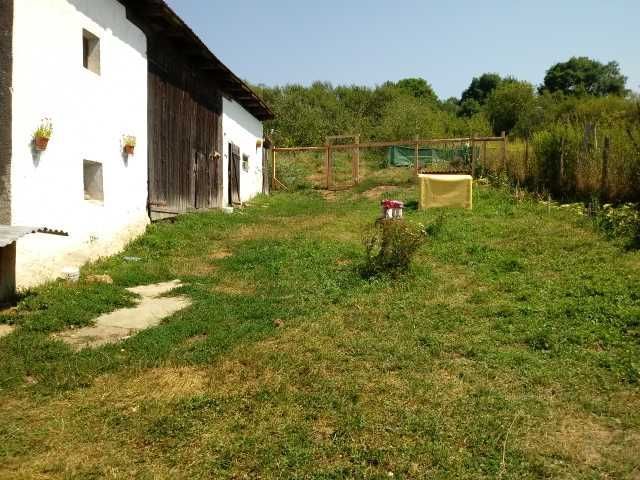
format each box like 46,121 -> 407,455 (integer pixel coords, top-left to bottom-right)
254,56 -> 639,202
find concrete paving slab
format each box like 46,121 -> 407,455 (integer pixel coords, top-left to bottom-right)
54,280 -> 190,350
127,279 -> 183,298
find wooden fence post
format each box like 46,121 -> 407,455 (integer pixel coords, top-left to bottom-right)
272,149 -> 277,189
483,140 -> 487,176
559,135 -> 565,191
600,136 -> 610,201
325,137 -> 332,190
470,133 -> 476,177
414,135 -> 420,177
501,131 -> 507,174
353,134 -> 360,185
524,137 -> 529,182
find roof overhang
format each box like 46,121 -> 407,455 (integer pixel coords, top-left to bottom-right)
118,0 -> 274,121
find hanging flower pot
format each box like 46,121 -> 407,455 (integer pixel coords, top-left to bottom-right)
33,118 -> 53,152
34,136 -> 50,151
122,134 -> 136,156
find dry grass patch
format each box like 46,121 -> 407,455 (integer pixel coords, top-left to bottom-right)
230,214 -> 335,242
211,278 -> 256,296
171,256 -> 218,277
182,333 -> 208,346
91,366 -> 210,402
521,410 -> 640,473
209,249 -> 233,260
361,185 -> 402,200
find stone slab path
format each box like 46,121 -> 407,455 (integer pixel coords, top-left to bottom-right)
54,280 -> 191,349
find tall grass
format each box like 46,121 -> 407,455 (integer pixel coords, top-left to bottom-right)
480,121 -> 640,203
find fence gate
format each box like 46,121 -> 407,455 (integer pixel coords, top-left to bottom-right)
326,135 -> 360,191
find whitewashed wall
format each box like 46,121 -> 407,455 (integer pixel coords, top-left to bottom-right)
222,97 -> 264,204
11,0 -> 149,287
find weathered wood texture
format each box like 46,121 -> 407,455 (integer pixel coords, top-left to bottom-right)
121,0 -> 273,121
262,147 -> 270,194
273,136 -> 505,153
228,143 -> 241,204
147,36 -> 223,214
0,243 -> 16,304
0,0 -> 13,224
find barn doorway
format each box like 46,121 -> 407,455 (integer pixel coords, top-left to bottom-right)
228,143 -> 241,205
193,150 -> 215,209
147,55 -> 223,219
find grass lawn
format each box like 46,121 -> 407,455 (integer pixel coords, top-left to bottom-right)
0,176 -> 639,479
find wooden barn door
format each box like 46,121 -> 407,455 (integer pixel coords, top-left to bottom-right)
228,143 -> 241,205
193,150 -> 212,209
148,59 -> 223,216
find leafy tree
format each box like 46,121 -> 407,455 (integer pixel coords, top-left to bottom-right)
395,78 -> 439,103
441,97 -> 461,116
461,73 -> 503,105
541,57 -> 627,97
458,98 -> 482,117
486,81 -> 536,135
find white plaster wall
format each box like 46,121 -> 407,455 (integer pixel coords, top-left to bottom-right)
11,0 -> 149,287
222,97 -> 264,204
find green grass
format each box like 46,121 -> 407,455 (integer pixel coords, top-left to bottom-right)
0,179 -> 639,479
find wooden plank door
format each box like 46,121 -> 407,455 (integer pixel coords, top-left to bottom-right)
228,143 -> 241,205
194,150 -> 211,209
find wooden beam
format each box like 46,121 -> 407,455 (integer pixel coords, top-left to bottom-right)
0,243 -> 16,305
274,136 -> 505,153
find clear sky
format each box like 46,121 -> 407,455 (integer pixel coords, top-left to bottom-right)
165,0 -> 639,100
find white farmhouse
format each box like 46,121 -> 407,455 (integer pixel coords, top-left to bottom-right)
0,0 -> 274,299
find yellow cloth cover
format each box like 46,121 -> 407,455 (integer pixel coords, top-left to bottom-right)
419,174 -> 473,209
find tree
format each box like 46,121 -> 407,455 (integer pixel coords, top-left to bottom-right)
486,81 -> 536,136
461,73 -> 503,104
541,57 -> 627,97
441,97 -> 461,116
395,78 -> 439,103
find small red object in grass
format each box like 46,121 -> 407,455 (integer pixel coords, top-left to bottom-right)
382,200 -> 404,209
381,199 -> 404,219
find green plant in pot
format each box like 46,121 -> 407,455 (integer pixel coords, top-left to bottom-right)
33,118 -> 53,151
122,135 -> 136,155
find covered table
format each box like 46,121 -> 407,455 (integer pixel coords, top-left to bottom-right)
418,174 -> 473,209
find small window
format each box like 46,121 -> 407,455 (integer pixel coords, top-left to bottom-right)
83,160 -> 104,202
82,29 -> 100,75
242,154 -> 249,172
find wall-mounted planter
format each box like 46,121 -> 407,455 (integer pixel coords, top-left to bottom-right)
34,136 -> 49,151
122,134 -> 136,156
33,118 -> 53,152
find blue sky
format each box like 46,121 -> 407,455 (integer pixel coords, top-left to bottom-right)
166,0 -> 639,100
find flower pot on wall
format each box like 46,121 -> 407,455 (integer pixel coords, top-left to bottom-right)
124,145 -> 135,155
34,136 -> 49,151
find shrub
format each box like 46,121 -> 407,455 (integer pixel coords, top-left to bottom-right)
360,219 -> 427,278
591,202 -> 640,249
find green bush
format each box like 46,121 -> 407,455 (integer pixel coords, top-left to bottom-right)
360,219 -> 427,278
591,202 -> 640,249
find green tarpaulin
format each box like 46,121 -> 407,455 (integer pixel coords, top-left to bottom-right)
386,145 -> 477,168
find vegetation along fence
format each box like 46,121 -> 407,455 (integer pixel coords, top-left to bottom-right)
270,124 -> 639,204
271,134 -> 507,191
